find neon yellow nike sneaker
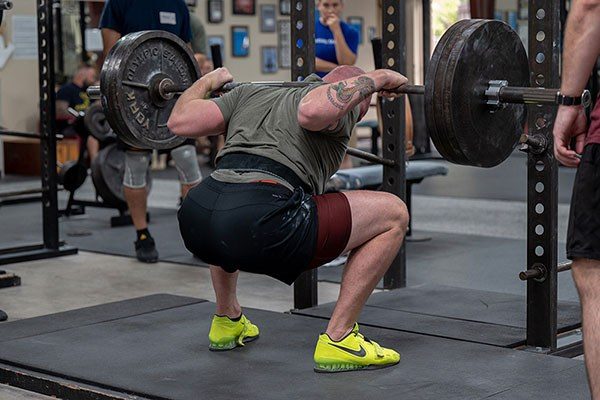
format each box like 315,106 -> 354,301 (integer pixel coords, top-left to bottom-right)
208,314 -> 259,351
313,323 -> 400,373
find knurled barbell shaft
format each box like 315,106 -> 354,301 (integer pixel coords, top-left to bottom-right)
86,81 -> 426,100
162,81 -> 426,96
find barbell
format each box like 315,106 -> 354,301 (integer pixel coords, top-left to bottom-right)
87,20 -> 591,167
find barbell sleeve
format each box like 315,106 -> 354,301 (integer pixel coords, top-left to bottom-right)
486,80 -> 592,107
87,86 -> 101,100
0,1 -> 12,10
519,261 -> 573,281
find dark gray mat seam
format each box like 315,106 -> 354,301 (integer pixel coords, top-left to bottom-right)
0,297 -> 206,343
365,303 -> 581,332
291,310 -> 529,348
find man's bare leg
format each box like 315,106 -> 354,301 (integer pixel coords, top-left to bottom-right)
326,191 -> 408,340
123,187 -> 149,230
571,258 -> 600,399
210,266 -> 242,318
86,137 -> 99,161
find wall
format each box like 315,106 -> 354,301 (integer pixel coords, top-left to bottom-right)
0,0 -> 38,132
192,0 -> 380,81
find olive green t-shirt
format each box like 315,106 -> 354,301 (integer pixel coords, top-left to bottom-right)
210,75 -> 360,194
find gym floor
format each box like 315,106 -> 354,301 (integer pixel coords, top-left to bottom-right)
0,152 -> 587,399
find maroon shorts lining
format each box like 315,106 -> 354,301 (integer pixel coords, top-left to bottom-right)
308,192 -> 352,269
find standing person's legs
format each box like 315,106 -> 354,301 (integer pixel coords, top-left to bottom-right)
123,150 -> 157,262
566,143 -> 600,397
571,259 -> 600,399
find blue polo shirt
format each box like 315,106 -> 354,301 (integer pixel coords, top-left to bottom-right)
315,19 -> 359,77
99,0 -> 191,41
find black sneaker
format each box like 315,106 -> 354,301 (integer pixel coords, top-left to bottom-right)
135,235 -> 159,263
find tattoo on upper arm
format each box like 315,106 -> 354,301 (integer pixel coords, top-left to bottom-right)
326,76 -> 376,110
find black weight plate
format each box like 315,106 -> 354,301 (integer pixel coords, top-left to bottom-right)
428,19 -> 482,166
91,143 -> 152,208
59,161 -> 87,192
84,102 -> 114,142
451,20 -> 528,167
101,30 -> 200,150
425,21 -> 463,162
426,20 -> 529,167
439,20 -> 487,166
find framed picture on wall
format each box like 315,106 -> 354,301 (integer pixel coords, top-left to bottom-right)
260,5 -> 277,32
261,46 -> 278,74
207,35 -> 225,64
279,0 -> 291,16
207,0 -> 224,23
277,20 -> 291,68
347,16 -> 364,44
231,26 -> 250,57
233,0 -> 256,16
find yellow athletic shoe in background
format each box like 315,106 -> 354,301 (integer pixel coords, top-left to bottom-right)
208,314 -> 260,351
313,323 -> 400,373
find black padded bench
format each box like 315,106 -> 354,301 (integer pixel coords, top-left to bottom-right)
327,161 -> 448,239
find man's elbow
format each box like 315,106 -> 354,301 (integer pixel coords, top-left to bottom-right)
167,112 -> 192,137
297,106 -> 324,131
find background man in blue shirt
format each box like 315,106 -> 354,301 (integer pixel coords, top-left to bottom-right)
315,0 -> 359,78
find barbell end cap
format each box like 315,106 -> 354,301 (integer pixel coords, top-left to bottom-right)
518,271 -> 528,281
87,86 -> 102,100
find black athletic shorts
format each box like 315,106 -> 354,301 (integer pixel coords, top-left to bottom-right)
178,176 -> 318,284
567,144 -> 600,261
177,154 -> 352,284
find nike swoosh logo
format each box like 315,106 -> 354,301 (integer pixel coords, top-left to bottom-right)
328,342 -> 366,357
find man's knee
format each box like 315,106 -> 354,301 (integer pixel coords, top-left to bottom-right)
572,258 -> 600,299
171,144 -> 202,186
383,193 -> 409,233
123,151 -> 150,189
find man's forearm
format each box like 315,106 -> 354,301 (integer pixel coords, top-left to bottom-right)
332,28 -> 357,66
561,0 -> 600,95
172,77 -> 213,116
298,70 -> 387,131
168,77 -> 221,136
316,57 -> 339,73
